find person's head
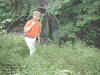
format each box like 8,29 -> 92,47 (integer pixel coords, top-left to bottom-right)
33,11 -> 41,21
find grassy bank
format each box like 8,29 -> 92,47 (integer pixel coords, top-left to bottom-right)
0,32 -> 100,75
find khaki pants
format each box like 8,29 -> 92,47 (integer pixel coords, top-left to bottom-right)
24,36 -> 36,56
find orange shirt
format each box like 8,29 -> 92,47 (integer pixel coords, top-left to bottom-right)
24,19 -> 41,38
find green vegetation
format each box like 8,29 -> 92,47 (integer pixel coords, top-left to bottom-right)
0,0 -> 100,46
46,0 -> 100,45
0,32 -> 100,75
0,0 -> 100,75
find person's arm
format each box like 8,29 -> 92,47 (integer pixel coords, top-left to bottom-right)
24,21 -> 36,33
37,23 -> 41,44
37,33 -> 40,44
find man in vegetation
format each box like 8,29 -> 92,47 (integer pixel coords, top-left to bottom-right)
24,11 -> 41,56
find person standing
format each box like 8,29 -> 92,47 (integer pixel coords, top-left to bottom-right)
24,11 -> 41,56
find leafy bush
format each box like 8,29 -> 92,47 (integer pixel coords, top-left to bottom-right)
46,0 -> 100,46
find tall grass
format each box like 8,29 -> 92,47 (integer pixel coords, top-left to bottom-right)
0,32 -> 100,75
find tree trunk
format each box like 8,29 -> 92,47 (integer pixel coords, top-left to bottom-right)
47,13 -> 53,39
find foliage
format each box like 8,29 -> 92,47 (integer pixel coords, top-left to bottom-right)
0,0 -> 100,75
0,0 -> 100,46
0,33 -> 100,75
46,0 -> 100,45
1,19 -> 12,28
0,0 -> 40,23
0,1 -> 13,20
0,22 -> 2,27
46,0 -> 70,15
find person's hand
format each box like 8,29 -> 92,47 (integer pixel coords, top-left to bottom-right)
32,21 -> 36,26
38,38 -> 40,44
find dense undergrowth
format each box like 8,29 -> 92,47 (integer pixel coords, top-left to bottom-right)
0,32 -> 100,75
